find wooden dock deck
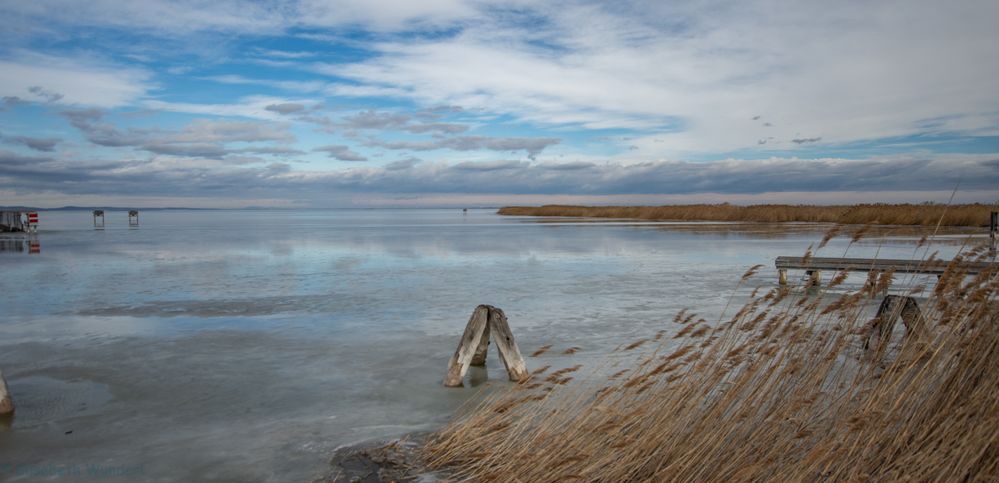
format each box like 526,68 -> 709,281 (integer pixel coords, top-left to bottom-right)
775,256 -> 996,285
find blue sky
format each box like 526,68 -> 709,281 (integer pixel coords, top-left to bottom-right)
0,0 -> 997,208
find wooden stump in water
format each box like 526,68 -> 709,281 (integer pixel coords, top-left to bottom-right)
444,305 -> 529,387
866,295 -> 924,350
444,306 -> 490,386
0,370 -> 13,415
485,307 -> 529,382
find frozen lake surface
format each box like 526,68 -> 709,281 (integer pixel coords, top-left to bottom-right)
0,209 -> 981,481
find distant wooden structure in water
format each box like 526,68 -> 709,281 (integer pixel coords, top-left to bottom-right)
93,210 -> 105,229
4,212 -> 38,232
0,211 -> 28,232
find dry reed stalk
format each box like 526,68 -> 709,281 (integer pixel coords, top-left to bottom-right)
531,344 -> 553,357
498,203 -> 998,227
423,230 -> 999,482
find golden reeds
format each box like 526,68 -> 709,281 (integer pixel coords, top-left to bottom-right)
498,203 -> 997,227
422,232 -> 999,482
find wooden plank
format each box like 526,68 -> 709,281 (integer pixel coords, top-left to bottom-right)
775,256 -> 995,275
0,369 -> 13,415
487,307 -> 529,382
443,305 -> 490,387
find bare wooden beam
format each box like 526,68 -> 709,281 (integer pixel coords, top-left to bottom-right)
898,296 -> 924,338
443,305 -> 490,387
470,321 -> 490,367
487,307 -> 529,382
0,370 -> 13,415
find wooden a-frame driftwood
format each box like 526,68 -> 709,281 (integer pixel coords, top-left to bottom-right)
865,295 -> 924,350
444,305 -> 529,387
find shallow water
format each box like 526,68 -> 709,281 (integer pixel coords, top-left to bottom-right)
0,209 -> 985,481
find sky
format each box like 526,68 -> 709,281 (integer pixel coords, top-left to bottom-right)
0,0 -> 997,208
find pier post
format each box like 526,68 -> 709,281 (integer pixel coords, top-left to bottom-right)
445,305 -> 528,387
27,212 -> 38,233
778,269 -> 788,285
0,370 -> 13,415
990,211 -> 997,249
806,270 -> 821,287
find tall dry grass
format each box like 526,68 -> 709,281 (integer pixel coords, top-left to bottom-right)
423,228 -> 999,481
498,203 -> 998,227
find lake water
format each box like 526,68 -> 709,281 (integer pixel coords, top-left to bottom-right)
0,209 -> 983,481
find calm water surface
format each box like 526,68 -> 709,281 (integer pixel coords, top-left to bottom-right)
0,209 -> 981,481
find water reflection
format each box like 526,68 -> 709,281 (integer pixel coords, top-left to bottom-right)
0,236 -> 39,254
0,209 -> 990,482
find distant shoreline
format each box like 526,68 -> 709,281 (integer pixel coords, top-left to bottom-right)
497,203 -> 998,227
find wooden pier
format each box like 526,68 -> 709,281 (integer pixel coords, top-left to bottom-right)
776,256 -> 996,285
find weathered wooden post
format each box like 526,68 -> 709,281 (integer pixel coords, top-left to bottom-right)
93,210 -> 105,229
778,269 -> 788,285
806,270 -> 821,287
129,210 -> 139,227
486,307 -> 529,382
444,305 -> 529,387
0,370 -> 13,416
990,211 -> 997,251
866,295 -> 923,350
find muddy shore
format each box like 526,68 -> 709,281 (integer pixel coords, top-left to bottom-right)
317,433 -> 443,483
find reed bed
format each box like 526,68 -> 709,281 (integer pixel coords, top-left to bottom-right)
498,203 -> 997,227
423,228 -> 999,481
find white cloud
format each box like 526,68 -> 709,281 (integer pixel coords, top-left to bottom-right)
0,53 -> 153,108
1,0 -> 478,36
3,0 -> 286,35
321,0 -> 999,157
295,0 -> 475,31
143,95 -> 316,120
203,75 -> 328,93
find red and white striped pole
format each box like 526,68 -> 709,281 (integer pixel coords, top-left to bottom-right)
27,212 -> 38,233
